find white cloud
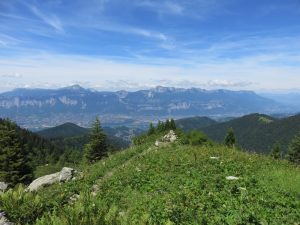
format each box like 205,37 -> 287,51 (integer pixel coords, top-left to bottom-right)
1,72 -> 23,78
0,52 -> 300,92
27,5 -> 63,32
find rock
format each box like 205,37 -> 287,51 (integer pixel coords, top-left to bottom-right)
162,130 -> 177,142
226,176 -> 239,180
155,140 -> 160,147
0,212 -> 14,225
69,194 -> 80,204
210,157 -> 219,160
91,184 -> 99,196
59,167 -> 75,182
0,182 -> 8,192
27,172 -> 60,192
27,167 -> 76,192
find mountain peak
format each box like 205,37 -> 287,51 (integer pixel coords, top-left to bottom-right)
61,84 -> 85,91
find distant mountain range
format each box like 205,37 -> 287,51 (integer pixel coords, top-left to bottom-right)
0,85 -> 291,129
178,113 -> 300,154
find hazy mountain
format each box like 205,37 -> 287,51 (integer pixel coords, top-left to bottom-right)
0,85 -> 285,129
261,92 -> 300,110
196,113 -> 300,154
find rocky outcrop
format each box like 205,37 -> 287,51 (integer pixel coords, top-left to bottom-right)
0,182 -> 8,192
162,130 -> 177,142
155,130 -> 177,147
27,167 -> 75,192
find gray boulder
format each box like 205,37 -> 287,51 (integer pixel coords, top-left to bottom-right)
162,130 -> 177,142
0,212 -> 13,225
27,167 -> 76,192
27,172 -> 60,192
0,182 -> 8,192
59,167 -> 75,182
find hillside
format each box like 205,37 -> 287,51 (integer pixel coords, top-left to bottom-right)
175,116 -> 217,132
199,113 -> 300,154
0,85 -> 284,129
0,134 -> 299,224
0,118 -> 64,166
37,122 -> 89,139
36,123 -> 143,148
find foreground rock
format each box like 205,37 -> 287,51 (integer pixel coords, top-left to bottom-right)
0,212 -> 13,225
162,130 -> 177,142
0,182 -> 8,192
155,130 -> 177,147
59,167 -> 75,182
226,176 -> 239,180
27,167 -> 75,192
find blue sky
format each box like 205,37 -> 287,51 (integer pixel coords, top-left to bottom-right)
0,0 -> 300,92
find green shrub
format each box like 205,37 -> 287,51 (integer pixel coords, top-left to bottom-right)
0,185 -> 47,224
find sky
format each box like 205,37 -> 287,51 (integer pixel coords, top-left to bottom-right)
0,0 -> 300,92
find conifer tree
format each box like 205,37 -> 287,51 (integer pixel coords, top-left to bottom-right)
0,121 -> 32,185
84,117 -> 108,163
170,119 -> 176,130
287,132 -> 300,164
148,123 -> 155,135
224,127 -> 236,148
157,121 -> 164,132
271,142 -> 281,159
165,119 -> 171,130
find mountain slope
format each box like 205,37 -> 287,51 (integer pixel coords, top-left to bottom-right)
0,118 -> 64,166
199,113 -> 300,154
1,137 -> 299,224
37,122 -> 89,139
0,85 -> 284,128
175,116 -> 217,131
36,123 -> 143,148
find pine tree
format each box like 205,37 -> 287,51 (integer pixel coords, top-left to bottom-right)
84,117 -> 108,163
157,121 -> 164,132
0,121 -> 32,185
170,119 -> 176,130
165,119 -> 171,130
271,142 -> 281,159
287,132 -> 300,164
224,128 -> 236,148
148,123 -> 155,135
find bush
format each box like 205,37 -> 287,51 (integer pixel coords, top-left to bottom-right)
0,185 -> 47,224
181,130 -> 211,146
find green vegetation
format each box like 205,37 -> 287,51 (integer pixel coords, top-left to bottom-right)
175,116 -> 217,132
270,142 -> 282,159
180,130 -> 211,146
258,116 -> 274,124
1,124 -> 299,224
0,118 -> 66,168
133,119 -> 177,146
224,128 -> 236,148
0,120 -> 32,185
37,122 -> 89,139
198,113 -> 300,154
84,118 -> 108,163
287,132 -> 300,164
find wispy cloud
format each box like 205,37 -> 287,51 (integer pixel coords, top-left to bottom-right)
137,1 -> 184,15
27,5 -> 63,32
